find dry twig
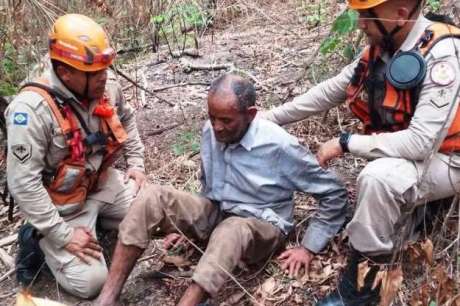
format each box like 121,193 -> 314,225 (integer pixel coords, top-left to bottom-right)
0,234 -> 17,247
0,268 -> 15,283
111,66 -> 175,107
0,247 -> 14,269
144,122 -> 184,136
150,81 -> 210,92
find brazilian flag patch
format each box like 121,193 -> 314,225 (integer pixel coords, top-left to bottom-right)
13,112 -> 28,126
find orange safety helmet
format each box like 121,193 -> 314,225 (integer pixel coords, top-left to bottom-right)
49,14 -> 115,72
348,0 -> 388,10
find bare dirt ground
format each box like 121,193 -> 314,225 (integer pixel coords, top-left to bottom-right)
0,0 -> 458,305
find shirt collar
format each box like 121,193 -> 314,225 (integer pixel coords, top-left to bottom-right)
380,14 -> 432,62
238,117 -> 259,151
217,117 -> 259,152
399,14 -> 433,52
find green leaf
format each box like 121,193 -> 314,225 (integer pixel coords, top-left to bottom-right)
0,82 -> 18,96
320,36 -> 339,55
151,14 -> 165,24
172,143 -> 186,156
171,130 -> 200,156
427,0 -> 441,12
332,9 -> 358,35
429,301 -> 437,306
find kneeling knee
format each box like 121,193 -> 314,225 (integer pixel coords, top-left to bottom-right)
64,262 -> 108,299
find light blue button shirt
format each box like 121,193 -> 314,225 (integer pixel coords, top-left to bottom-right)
200,117 -> 348,253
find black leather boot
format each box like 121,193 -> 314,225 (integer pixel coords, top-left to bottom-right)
316,250 -> 381,306
16,223 -> 45,286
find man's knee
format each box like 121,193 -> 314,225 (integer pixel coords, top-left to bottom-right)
211,217 -> 252,242
118,184 -> 168,248
58,258 -> 108,299
358,159 -> 393,188
358,158 -> 416,191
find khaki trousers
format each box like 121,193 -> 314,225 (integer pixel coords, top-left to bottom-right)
347,156 -> 460,256
39,168 -> 136,298
119,184 -> 285,296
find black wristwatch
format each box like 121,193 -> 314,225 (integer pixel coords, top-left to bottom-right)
339,132 -> 351,153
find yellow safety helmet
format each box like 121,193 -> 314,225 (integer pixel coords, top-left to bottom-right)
49,14 -> 115,72
348,0 -> 388,10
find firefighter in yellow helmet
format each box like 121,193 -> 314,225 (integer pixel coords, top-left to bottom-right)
261,0 -> 460,305
6,14 -> 146,298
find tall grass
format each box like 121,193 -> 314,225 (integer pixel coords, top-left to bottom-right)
0,0 -> 215,96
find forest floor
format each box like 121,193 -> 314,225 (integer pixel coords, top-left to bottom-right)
0,0 -> 458,305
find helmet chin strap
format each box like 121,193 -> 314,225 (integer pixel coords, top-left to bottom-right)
83,72 -> 90,101
368,1 -> 421,55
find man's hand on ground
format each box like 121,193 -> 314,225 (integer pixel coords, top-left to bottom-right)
124,168 -> 147,194
163,233 -> 186,250
316,137 -> 343,168
278,246 -> 314,278
64,227 -> 102,264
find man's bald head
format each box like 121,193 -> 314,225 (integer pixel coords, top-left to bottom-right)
208,74 -> 256,112
207,74 -> 258,144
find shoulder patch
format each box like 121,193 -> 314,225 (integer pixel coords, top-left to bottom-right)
11,144 -> 32,163
13,112 -> 28,126
430,61 -> 456,86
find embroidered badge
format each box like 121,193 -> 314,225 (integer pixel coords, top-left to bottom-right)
11,144 -> 32,163
13,112 -> 28,126
430,61 -> 456,86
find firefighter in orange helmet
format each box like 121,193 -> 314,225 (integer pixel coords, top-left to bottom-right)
262,0 -> 460,305
6,14 -> 146,298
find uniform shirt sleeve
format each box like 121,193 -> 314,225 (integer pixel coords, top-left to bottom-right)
262,59 -> 358,126
348,38 -> 460,160
6,93 -> 73,248
278,139 -> 348,253
112,81 -> 145,171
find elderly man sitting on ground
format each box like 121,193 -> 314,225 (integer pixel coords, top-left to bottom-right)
95,73 -> 348,306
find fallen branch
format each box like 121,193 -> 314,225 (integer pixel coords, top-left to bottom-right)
0,290 -> 16,299
138,254 -> 156,263
140,72 -> 147,109
181,58 -> 232,73
0,247 -> 14,269
172,49 -> 201,58
122,84 -> 134,91
151,81 -> 210,92
0,234 -> 17,247
110,66 -> 175,107
144,122 -> 184,136
116,43 -> 156,55
179,59 -> 271,92
0,268 -> 14,283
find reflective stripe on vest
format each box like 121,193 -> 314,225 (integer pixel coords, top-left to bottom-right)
346,22 -> 460,153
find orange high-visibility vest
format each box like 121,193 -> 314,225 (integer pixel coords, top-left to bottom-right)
347,23 -> 460,153
21,81 -> 128,215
